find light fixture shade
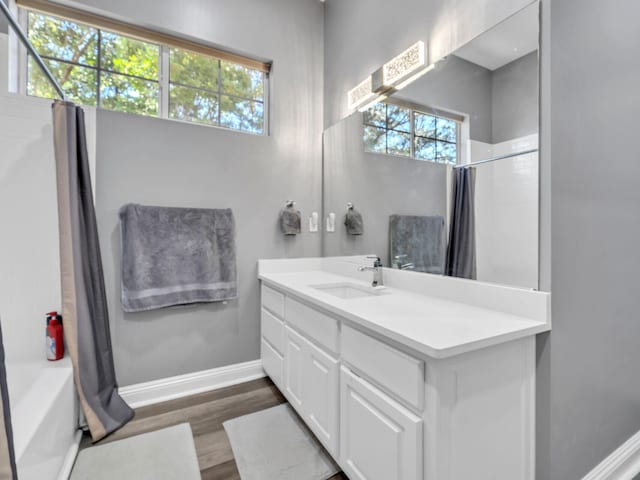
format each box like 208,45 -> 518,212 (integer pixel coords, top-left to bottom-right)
347,77 -> 377,111
383,41 -> 425,88
347,40 -> 429,111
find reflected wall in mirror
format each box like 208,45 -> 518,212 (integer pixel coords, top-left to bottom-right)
323,1 -> 539,289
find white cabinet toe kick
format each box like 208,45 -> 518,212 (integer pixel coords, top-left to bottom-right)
260,282 -> 538,480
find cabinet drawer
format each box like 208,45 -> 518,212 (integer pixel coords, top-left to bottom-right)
261,339 -> 283,388
285,297 -> 339,354
261,308 -> 284,354
262,285 -> 285,318
342,325 -> 424,411
340,366 -> 423,480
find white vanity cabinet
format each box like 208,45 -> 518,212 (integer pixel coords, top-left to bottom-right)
283,325 -> 340,455
262,286 -> 340,456
283,326 -> 306,410
260,283 -> 537,480
340,366 -> 423,480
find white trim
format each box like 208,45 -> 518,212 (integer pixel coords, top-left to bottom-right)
119,360 -> 265,409
582,429 -> 640,480
56,429 -> 82,480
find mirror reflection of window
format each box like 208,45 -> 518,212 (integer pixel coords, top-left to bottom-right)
363,102 -> 459,165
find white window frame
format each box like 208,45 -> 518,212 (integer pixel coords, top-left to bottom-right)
15,8 -> 270,136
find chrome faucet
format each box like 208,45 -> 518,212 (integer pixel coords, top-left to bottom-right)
358,256 -> 384,287
393,254 -> 415,271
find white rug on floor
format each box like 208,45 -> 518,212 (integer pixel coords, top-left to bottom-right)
223,404 -> 340,480
70,423 -> 201,480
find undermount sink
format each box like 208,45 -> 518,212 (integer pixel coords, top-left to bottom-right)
310,282 -> 388,299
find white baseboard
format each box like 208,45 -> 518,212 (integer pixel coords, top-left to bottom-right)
119,360 -> 265,409
583,429 -> 640,480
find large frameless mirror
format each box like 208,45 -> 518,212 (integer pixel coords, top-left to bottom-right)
323,1 -> 540,289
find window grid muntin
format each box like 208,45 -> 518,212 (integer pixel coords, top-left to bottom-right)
168,49 -> 265,133
364,102 -> 459,165
25,10 -> 266,135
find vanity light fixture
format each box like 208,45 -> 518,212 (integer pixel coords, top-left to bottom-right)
373,41 -> 428,93
347,77 -> 377,111
347,40 -> 433,112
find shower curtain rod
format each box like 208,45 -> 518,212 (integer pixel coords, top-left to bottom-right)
454,148 -> 538,169
0,0 -> 66,100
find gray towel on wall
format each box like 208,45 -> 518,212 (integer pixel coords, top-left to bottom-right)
344,206 -> 364,235
119,204 -> 237,312
389,215 -> 445,274
280,205 -> 301,235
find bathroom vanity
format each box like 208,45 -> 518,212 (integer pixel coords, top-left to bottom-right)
258,256 -> 550,480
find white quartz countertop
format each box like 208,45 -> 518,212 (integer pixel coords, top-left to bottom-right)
259,267 -> 550,359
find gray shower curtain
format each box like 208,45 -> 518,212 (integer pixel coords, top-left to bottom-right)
445,167 -> 476,279
52,100 -> 133,442
0,323 -> 17,480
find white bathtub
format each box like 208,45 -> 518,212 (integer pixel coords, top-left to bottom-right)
6,357 -> 80,480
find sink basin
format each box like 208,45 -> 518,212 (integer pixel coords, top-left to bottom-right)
310,282 -> 388,299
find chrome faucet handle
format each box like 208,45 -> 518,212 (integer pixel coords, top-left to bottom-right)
365,255 -> 383,268
359,256 -> 383,287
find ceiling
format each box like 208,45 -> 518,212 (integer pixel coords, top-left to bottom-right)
453,2 -> 539,71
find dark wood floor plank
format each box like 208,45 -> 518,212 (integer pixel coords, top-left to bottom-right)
200,459 -> 241,480
193,428 -> 234,470
134,377 -> 276,420
81,376 -> 346,478
328,473 -> 350,479
98,383 -> 285,445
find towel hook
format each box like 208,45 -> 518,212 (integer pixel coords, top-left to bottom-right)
347,202 -> 354,210
285,200 -> 295,208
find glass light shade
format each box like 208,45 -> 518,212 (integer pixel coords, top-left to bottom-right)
347,77 -> 376,110
382,41 -> 426,88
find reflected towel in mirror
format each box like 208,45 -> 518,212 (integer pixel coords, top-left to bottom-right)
389,215 -> 445,274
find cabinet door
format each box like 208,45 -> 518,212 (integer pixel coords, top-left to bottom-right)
283,326 -> 306,410
340,366 -> 423,480
304,339 -> 340,456
261,339 -> 283,388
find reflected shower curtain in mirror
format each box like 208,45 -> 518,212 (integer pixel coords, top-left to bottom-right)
52,100 -> 133,442
0,322 -> 17,480
445,167 -> 476,279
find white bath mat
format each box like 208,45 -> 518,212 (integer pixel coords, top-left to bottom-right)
70,423 -> 200,480
223,404 -> 340,480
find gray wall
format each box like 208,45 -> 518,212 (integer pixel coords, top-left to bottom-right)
323,113 -> 447,266
491,51 -> 538,143
88,0 -> 324,386
397,55 -> 493,143
0,1 -> 9,34
325,0 -> 640,478
395,52 -> 539,145
544,0 -> 640,477
323,0 -> 535,127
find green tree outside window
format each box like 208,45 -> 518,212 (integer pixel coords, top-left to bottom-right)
26,11 -> 266,134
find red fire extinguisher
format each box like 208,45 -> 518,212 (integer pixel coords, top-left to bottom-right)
46,311 -> 64,361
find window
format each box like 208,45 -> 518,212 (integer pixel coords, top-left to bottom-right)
363,102 -> 459,165
168,49 -> 265,133
25,10 -> 267,134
